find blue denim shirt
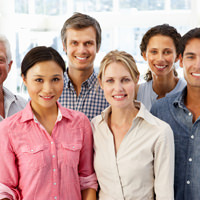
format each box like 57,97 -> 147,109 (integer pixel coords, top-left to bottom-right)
151,87 -> 200,200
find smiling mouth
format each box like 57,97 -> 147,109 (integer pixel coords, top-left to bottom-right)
40,96 -> 54,100
75,56 -> 89,61
155,65 -> 167,69
192,73 -> 200,77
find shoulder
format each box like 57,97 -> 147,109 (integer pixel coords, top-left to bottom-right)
59,104 -> 90,124
0,109 -> 24,135
137,81 -> 152,97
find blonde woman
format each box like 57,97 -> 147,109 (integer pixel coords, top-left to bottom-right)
91,50 -> 174,200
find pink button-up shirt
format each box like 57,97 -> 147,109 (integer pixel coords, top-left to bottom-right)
0,102 -> 97,200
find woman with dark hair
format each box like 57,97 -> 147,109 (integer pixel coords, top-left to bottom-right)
136,24 -> 186,110
0,46 -> 97,200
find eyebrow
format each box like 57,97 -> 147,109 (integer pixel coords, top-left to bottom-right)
184,52 -> 195,56
33,74 -> 62,77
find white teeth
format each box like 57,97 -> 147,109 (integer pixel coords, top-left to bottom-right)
114,95 -> 124,99
76,56 -> 87,60
43,96 -> 52,99
155,65 -> 166,69
192,73 -> 200,77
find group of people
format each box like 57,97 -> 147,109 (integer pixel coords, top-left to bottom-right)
0,11 -> 199,200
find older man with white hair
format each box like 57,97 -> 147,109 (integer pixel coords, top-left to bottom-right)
0,34 -> 27,121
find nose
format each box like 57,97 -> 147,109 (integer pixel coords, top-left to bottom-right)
77,44 -> 87,54
114,81 -> 123,91
157,52 -> 164,61
43,81 -> 53,93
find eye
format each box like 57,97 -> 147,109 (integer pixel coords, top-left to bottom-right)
35,78 -> 43,83
85,41 -> 93,46
186,55 -> 195,59
105,79 -> 114,83
71,41 -> 78,46
52,77 -> 60,82
122,78 -> 131,83
0,59 -> 6,64
150,50 -> 157,54
164,50 -> 172,55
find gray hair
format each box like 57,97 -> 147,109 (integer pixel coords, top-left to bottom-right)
0,34 -> 12,62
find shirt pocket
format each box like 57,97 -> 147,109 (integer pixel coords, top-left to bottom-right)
19,144 -> 47,170
60,143 -> 82,167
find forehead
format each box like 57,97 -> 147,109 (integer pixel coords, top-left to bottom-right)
184,38 -> 200,55
148,34 -> 175,48
27,60 -> 63,75
104,62 -> 131,76
66,26 -> 96,42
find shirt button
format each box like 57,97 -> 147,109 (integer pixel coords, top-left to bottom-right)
54,182 -> 56,185
52,155 -> 55,158
51,142 -> 54,144
54,197 -> 57,199
31,149 -> 34,152
53,169 -> 56,172
187,180 -> 190,184
189,158 -> 192,162
188,112 -> 192,116
191,135 -> 194,139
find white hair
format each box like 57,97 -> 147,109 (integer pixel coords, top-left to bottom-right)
0,34 -> 12,62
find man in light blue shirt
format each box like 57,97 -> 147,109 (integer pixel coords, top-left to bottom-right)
0,34 -> 27,122
151,28 -> 200,200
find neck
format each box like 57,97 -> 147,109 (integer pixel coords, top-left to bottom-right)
152,72 -> 178,98
31,102 -> 58,120
68,68 -> 93,96
110,105 -> 138,126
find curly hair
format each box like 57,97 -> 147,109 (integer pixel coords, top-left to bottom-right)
140,24 -> 181,81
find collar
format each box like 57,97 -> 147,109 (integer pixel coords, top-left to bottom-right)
100,100 -> 159,126
20,101 -> 73,123
3,86 -> 17,103
172,86 -> 187,109
64,69 -> 98,89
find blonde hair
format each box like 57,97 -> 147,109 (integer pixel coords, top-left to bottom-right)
98,50 -> 140,83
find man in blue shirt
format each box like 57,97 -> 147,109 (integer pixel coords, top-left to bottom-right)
151,28 -> 200,200
58,12 -> 109,120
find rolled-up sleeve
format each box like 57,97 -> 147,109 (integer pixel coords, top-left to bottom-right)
0,122 -> 20,200
154,124 -> 175,200
78,115 -> 98,191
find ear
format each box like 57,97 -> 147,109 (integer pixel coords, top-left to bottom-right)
7,60 -> 13,73
142,52 -> 147,61
21,74 -> 28,87
179,54 -> 183,68
62,42 -> 67,53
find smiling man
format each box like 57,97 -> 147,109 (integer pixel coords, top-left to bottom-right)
58,12 -> 109,120
151,28 -> 200,200
0,34 -> 27,122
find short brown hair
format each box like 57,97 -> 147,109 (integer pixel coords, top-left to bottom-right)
61,12 -> 101,51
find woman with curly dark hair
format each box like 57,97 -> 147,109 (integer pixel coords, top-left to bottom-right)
136,24 -> 186,110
